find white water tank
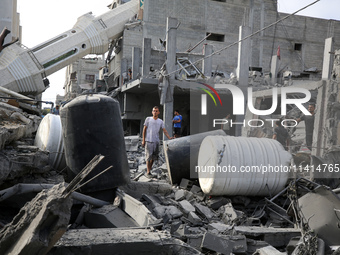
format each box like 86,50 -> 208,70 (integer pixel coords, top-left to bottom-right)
198,136 -> 292,196
34,114 -> 66,171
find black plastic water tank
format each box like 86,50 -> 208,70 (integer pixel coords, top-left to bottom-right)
60,94 -> 130,193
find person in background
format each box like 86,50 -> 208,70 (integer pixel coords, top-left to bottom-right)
296,103 -> 316,151
273,120 -> 289,150
52,105 -> 60,115
172,110 -> 182,138
142,106 -> 172,178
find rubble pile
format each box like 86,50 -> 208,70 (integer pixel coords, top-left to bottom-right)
0,102 -> 56,187
0,108 -> 340,254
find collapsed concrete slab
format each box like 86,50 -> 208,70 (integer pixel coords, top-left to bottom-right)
0,183 -> 72,255
234,226 -> 301,248
49,228 -> 202,254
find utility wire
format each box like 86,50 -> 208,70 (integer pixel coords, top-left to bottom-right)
164,0 -> 320,78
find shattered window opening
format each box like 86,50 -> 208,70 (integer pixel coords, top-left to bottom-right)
206,33 -> 225,42
294,43 -> 302,51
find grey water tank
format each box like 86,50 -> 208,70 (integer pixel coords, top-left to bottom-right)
60,94 -> 130,193
163,129 -> 226,185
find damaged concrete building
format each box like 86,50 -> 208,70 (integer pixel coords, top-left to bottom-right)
98,0 -> 340,137
1,0 -> 340,254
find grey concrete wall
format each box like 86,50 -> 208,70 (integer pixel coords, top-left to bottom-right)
125,0 -> 340,75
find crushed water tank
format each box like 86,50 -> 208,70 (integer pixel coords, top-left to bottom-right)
198,136 -> 292,196
34,113 -> 66,171
60,94 -> 130,193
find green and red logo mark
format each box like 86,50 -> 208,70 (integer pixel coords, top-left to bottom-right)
198,83 -> 222,115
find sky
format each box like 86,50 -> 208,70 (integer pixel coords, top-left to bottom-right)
16,0 -> 340,105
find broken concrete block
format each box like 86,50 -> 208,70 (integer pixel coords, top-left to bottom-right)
175,189 -> 187,201
84,205 -> 139,228
179,178 -> 192,190
190,185 -> 202,194
184,226 -> 204,235
50,228 -> 202,254
220,203 -> 245,225
254,245 -> 286,255
124,135 -> 140,151
179,200 -> 195,215
116,190 -> 159,226
194,203 -> 214,221
187,234 -> 204,251
0,183 -> 72,255
207,222 -> 232,234
188,211 -> 202,226
172,223 -> 186,240
153,205 -> 183,220
234,226 -> 300,248
120,181 -> 172,200
142,194 -> 163,209
208,196 -> 230,210
185,190 -> 195,201
170,221 -> 182,235
201,232 -> 247,254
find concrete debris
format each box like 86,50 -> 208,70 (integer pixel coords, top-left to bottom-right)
234,226 -> 301,248
219,202 -> 247,225
0,183 -> 72,255
84,204 -> 139,228
124,135 -> 140,151
179,200 -> 196,215
297,185 -> 340,246
0,144 -> 51,186
201,232 -> 247,254
254,245 -> 286,255
1,106 -> 340,255
49,228 -> 202,255
0,102 -> 40,150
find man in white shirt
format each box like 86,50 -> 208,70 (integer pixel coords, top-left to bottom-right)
142,106 -> 172,178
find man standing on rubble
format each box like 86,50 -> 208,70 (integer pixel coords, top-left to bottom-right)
142,106 -> 172,178
296,103 -> 316,151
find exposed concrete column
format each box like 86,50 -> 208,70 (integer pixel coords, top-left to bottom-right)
322,37 -> 334,80
203,44 -> 213,77
313,80 -> 327,157
162,17 -> 177,140
132,47 -> 141,80
235,26 -> 251,136
271,55 -> 279,85
142,38 -> 151,77
314,38 -> 334,156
